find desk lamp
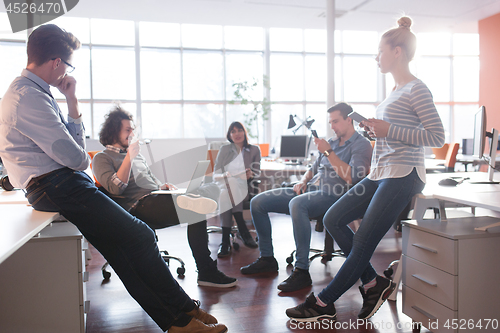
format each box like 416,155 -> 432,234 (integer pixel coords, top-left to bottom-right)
287,115 -> 316,159
287,115 -> 315,134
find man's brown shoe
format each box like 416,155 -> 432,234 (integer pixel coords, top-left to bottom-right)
186,300 -> 217,324
169,318 -> 227,333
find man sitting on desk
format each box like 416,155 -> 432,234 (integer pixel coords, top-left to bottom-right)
0,24 -> 227,332
92,106 -> 237,288
240,102 -> 373,292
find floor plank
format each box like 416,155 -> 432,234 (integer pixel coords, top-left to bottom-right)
85,214 -> 430,332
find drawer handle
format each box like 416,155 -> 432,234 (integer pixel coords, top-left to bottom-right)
412,243 -> 438,253
412,305 -> 437,320
412,274 -> 437,287
83,271 -> 89,282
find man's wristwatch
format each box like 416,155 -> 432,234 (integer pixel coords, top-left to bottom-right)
323,148 -> 333,157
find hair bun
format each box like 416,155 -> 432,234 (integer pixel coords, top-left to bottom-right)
398,16 -> 412,29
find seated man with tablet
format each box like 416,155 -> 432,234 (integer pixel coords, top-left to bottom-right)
93,106 -> 237,288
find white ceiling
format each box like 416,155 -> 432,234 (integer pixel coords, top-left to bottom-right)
3,0 -> 500,33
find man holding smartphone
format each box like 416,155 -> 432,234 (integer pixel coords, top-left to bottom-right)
240,102 -> 373,292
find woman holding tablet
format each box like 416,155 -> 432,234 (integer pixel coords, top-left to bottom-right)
286,16 -> 445,322
213,121 -> 261,257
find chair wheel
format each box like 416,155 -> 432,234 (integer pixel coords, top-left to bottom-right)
384,267 -> 393,279
102,270 -> 111,280
233,242 -> 240,251
286,256 -> 293,265
177,267 -> 186,276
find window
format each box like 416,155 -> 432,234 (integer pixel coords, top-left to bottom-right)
343,56 -> 378,102
224,26 -> 264,51
416,57 -> 451,102
140,49 -> 182,101
91,47 -> 136,100
0,17 -> 480,145
270,54 -> 304,101
0,42 -> 26,94
305,55 -> 326,102
269,28 -> 303,52
183,104 -> 224,138
142,103 -> 183,138
140,22 -> 180,47
90,19 -> 135,45
342,31 -> 378,54
0,13 -> 27,41
182,24 -> 222,49
183,51 -> 224,101
225,52 -> 264,101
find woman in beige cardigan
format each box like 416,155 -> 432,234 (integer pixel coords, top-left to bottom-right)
213,121 -> 261,257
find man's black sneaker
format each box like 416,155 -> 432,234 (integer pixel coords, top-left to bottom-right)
240,256 -> 278,275
286,292 -> 336,322
358,275 -> 396,319
277,268 -> 312,292
198,260 -> 238,288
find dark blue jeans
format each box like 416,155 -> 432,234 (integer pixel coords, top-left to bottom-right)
318,168 -> 425,304
25,168 -> 194,331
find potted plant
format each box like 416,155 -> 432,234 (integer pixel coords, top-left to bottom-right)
229,75 -> 271,143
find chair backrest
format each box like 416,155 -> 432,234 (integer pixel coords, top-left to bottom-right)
432,143 -> 449,160
257,143 -> 269,157
206,149 -> 219,177
87,151 -> 103,187
444,143 -> 460,171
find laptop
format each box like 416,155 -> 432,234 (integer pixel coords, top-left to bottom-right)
152,160 -> 211,195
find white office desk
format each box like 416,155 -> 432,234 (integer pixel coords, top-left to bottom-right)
421,172 -> 500,227
0,203 -> 57,265
260,160 -> 308,191
0,191 -> 89,332
0,188 -> 29,204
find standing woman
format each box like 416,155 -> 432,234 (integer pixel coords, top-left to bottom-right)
213,121 -> 261,257
286,16 -> 445,322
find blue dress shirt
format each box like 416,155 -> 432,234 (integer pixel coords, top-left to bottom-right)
0,69 -> 89,188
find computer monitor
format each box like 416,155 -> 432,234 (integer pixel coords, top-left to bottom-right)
471,106 -> 499,183
280,135 -> 308,162
473,106 -> 487,159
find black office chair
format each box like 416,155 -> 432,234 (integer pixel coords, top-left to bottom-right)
87,151 -> 185,280
286,214 -> 345,266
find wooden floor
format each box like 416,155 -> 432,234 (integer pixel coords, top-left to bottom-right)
85,214 -> 430,333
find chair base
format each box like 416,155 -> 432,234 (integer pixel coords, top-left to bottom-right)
101,250 -> 186,280
207,225 -> 258,251
286,232 -> 344,266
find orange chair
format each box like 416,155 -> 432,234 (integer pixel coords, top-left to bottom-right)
432,143 -> 449,160
205,149 -> 219,181
444,142 -> 460,172
87,151 -> 102,187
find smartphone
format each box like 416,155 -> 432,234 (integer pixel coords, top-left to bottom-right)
348,111 -> 367,123
310,129 -> 318,138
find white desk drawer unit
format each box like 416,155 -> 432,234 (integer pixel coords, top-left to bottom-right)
402,217 -> 500,333
0,222 -> 88,333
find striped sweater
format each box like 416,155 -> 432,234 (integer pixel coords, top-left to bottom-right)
369,79 -> 445,183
